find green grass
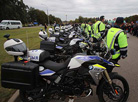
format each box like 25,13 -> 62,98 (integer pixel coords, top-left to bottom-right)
0,26 -> 49,102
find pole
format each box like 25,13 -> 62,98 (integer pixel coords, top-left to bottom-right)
66,15 -> 67,24
47,9 -> 50,26
41,4 -> 50,26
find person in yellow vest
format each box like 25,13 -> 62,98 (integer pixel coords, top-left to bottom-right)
93,16 -> 105,43
81,22 -> 90,39
87,21 -> 93,38
81,23 -> 86,32
106,17 -> 128,73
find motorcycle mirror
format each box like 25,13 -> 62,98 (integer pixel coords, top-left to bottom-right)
3,34 -> 10,40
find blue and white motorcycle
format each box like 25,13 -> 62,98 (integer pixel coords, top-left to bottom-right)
2,34 -> 129,102
39,29 -> 84,56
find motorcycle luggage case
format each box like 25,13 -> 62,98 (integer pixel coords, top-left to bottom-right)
40,40 -> 55,54
1,61 -> 39,90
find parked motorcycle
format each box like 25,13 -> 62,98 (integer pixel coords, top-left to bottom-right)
1,34 -> 129,102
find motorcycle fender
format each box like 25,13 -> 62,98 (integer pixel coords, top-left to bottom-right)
96,72 -> 118,95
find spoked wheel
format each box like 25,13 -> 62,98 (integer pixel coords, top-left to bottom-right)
98,74 -> 129,102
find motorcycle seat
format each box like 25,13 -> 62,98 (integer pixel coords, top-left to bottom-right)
57,43 -> 69,47
39,58 -> 71,72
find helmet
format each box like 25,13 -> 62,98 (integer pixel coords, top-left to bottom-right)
61,26 -> 65,30
48,28 -> 54,34
39,30 -> 48,40
4,38 -> 27,56
55,26 -> 60,32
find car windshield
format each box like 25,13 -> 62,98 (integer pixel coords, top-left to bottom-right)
1,22 -> 8,25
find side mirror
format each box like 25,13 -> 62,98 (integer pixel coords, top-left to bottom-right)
4,34 -> 10,40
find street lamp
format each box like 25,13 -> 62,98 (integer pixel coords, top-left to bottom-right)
41,4 -> 50,26
66,15 -> 67,24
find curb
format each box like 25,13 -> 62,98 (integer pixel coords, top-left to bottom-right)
8,90 -> 20,102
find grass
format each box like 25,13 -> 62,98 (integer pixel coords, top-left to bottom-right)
0,26 -> 49,102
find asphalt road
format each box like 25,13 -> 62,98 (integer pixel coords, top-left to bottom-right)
12,34 -> 138,102
73,34 -> 138,101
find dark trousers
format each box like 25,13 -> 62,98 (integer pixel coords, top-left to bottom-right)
93,37 -> 98,43
106,58 -> 119,73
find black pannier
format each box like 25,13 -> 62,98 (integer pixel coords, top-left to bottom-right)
40,40 -> 55,54
1,61 -> 39,90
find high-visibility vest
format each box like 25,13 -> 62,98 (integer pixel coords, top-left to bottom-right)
81,23 -> 85,31
106,27 -> 128,59
93,21 -> 105,39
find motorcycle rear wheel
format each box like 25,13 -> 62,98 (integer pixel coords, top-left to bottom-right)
19,87 -> 48,102
97,74 -> 129,102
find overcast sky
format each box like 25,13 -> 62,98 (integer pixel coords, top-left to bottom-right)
23,0 -> 138,21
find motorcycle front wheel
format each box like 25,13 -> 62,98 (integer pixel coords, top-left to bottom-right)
97,74 -> 129,102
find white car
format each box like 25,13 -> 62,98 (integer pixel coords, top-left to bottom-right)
0,20 -> 22,30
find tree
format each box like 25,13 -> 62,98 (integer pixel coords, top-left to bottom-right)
78,16 -> 84,23
0,0 -> 62,24
125,15 -> 138,23
0,0 -> 28,23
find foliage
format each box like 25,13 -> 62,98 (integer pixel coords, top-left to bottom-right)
125,15 -> 138,23
72,16 -> 97,24
0,0 -> 28,24
0,0 -> 62,25
28,8 -> 48,25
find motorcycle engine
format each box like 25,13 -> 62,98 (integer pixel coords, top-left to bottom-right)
60,75 -> 91,96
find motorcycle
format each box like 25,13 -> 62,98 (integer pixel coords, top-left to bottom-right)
1,34 -> 129,102
39,29 -> 84,62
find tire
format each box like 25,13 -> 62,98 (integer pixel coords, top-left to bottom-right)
18,26 -> 20,29
6,27 -> 9,30
97,74 -> 129,102
19,84 -> 48,102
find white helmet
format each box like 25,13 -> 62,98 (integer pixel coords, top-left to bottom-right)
55,26 -> 60,32
61,26 -> 65,30
4,38 -> 27,56
39,30 -> 48,40
48,28 -> 54,34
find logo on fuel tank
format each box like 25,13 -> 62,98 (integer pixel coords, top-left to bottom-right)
89,65 -> 93,70
30,56 -> 39,60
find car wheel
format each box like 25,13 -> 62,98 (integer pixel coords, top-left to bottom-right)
6,27 -> 9,30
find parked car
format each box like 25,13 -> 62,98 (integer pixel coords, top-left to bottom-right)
28,24 -> 34,27
0,20 -> 22,30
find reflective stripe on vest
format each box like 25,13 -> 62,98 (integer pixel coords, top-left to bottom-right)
109,30 -> 123,50
107,28 -> 123,59
94,21 -> 101,39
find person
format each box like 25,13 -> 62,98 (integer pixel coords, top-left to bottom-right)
44,23 -> 47,31
87,21 -> 93,38
93,16 -> 105,42
81,22 -> 88,38
81,22 -> 86,32
53,21 -> 56,30
105,17 -> 128,73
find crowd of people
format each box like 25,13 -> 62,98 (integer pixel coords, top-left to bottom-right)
124,22 -> 138,37
80,16 -> 128,73
42,16 -> 138,72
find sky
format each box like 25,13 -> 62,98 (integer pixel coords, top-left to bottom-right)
23,0 -> 138,21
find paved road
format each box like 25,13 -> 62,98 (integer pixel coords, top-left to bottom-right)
74,34 -> 138,102
12,34 -> 138,102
